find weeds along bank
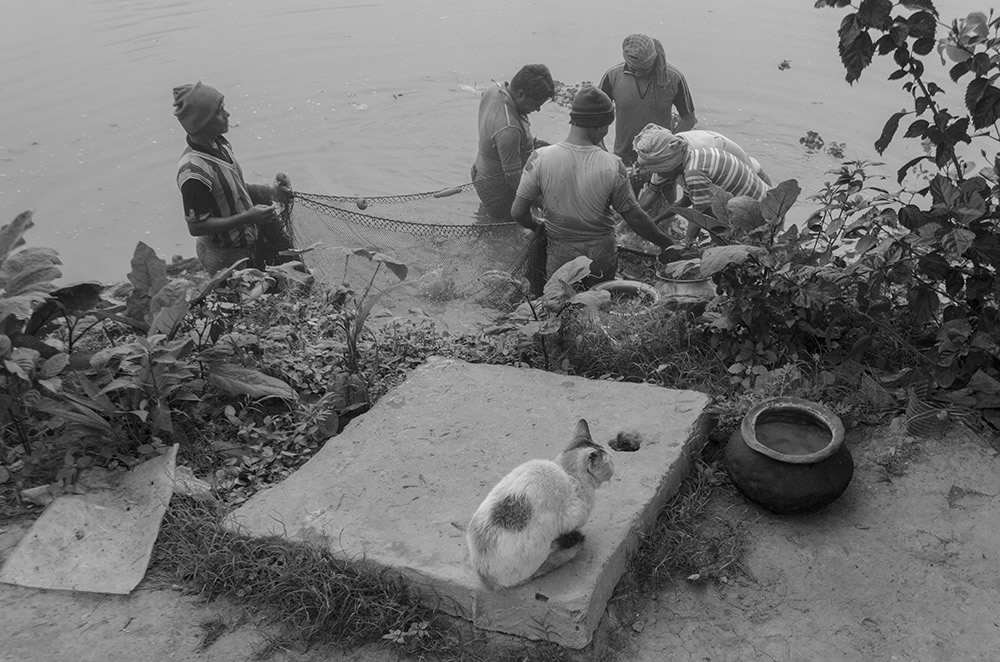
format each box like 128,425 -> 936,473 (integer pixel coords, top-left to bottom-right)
1,1 -> 999,657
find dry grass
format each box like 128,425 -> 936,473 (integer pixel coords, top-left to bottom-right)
149,496 -> 582,661
629,458 -> 749,585
149,496 -> 422,647
610,452 -> 752,629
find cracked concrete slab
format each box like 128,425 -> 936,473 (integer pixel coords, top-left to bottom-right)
226,356 -> 710,648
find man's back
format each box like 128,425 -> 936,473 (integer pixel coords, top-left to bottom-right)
681,148 -> 770,209
517,142 -> 637,241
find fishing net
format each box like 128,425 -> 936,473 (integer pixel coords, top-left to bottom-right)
283,173 -> 678,311
287,178 -> 534,309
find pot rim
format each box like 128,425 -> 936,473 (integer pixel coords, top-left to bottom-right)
590,279 -> 660,304
741,396 -> 845,464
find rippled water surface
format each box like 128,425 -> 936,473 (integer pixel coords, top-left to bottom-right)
0,0 -> 986,283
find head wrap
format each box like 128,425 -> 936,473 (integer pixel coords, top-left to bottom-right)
633,123 -> 687,173
569,86 -> 615,128
172,81 -> 224,135
622,34 -> 658,73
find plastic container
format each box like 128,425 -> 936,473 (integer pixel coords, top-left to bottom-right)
904,389 -> 951,438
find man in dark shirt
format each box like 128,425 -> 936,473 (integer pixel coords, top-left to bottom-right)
472,64 -> 555,221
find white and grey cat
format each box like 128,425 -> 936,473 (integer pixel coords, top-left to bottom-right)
466,419 -> 615,590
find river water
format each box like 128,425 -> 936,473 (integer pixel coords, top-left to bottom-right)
0,0 -> 986,284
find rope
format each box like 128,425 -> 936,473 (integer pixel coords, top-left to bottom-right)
296,183 -> 476,205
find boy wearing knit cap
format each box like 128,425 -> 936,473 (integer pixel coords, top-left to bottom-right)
599,34 -> 698,166
173,81 -> 294,273
511,86 -> 677,288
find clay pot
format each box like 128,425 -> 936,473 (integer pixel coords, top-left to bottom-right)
724,397 -> 853,515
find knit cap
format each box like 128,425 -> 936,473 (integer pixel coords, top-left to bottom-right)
569,86 -> 615,128
172,81 -> 224,135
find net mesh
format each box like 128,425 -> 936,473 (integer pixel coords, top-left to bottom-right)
288,180 -> 532,308
285,176 -> 669,310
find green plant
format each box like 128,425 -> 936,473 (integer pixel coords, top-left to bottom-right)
811,1 -> 1000,426
671,4 -> 1000,433
0,223 -> 301,495
0,212 -> 71,449
321,248 -> 412,418
484,256 -> 612,371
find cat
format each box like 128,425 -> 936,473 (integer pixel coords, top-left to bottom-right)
466,418 -> 615,590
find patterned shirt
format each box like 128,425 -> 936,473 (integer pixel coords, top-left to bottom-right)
653,147 -> 770,210
177,136 -> 256,248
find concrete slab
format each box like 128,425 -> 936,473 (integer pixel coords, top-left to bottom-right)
226,356 -> 710,648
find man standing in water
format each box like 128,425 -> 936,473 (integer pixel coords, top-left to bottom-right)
600,33 -> 698,167
173,81 -> 293,273
511,87 -> 676,287
472,64 -> 556,222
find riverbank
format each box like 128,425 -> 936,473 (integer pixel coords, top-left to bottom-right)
2,417 -> 996,662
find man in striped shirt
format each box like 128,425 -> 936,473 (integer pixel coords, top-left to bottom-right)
173,81 -> 293,273
635,136 -> 770,244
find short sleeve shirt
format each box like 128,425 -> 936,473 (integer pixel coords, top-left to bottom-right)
474,82 -> 535,182
657,147 -> 770,210
600,62 -> 695,161
515,142 -> 638,242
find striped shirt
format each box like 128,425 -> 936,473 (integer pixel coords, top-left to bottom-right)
654,147 -> 769,210
177,136 -> 256,248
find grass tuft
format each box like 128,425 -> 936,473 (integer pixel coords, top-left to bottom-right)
150,495 -> 584,661
631,458 -> 749,585
150,496 -> 427,647
611,451 -> 752,626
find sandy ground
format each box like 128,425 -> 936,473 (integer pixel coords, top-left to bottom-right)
1,418 -> 998,662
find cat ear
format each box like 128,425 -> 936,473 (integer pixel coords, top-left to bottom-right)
587,449 -> 601,467
575,419 -> 592,441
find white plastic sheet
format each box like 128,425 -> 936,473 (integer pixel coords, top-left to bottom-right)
0,445 -> 177,594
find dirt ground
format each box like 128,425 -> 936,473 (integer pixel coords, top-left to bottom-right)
1,417 -> 998,662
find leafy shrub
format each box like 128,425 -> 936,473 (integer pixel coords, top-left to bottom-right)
691,2 -> 1000,430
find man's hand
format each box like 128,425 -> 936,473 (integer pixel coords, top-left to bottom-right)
273,172 -> 293,204
657,245 -> 687,264
248,203 -> 279,227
